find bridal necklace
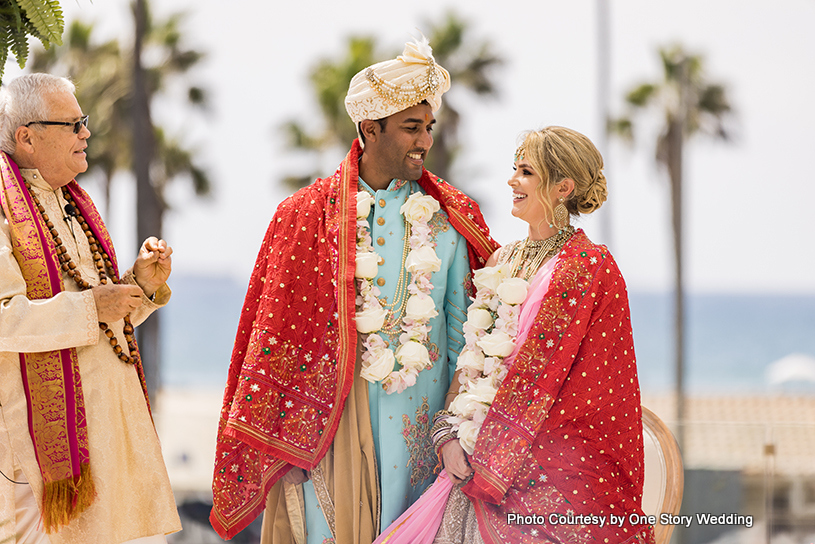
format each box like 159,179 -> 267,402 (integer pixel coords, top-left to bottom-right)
508,225 -> 575,280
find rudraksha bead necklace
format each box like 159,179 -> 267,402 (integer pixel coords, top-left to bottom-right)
25,180 -> 139,365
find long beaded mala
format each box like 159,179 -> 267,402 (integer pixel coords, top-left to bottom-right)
25,180 -> 139,365
357,182 -> 412,336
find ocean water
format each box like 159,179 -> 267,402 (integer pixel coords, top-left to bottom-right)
160,275 -> 815,396
629,292 -> 815,395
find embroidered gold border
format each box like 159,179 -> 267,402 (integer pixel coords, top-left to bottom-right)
447,206 -> 496,260
310,463 -> 337,538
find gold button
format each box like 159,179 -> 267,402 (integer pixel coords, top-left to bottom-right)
376,217 -> 385,226
378,257 -> 385,265
377,237 -> 385,246
378,199 -> 386,208
377,278 -> 386,286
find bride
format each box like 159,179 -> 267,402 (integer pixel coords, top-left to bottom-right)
376,126 -> 656,544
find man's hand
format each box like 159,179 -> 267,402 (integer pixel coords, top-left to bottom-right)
442,439 -> 472,484
133,237 -> 173,297
281,467 -> 309,485
92,284 -> 143,323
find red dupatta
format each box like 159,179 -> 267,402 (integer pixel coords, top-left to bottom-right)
210,140 -> 497,539
0,152 -> 149,532
463,231 -> 654,544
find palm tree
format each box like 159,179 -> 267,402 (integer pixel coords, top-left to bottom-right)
132,0 -> 209,401
279,36 -> 377,189
280,11 -> 502,191
31,1 -> 211,400
30,20 -> 130,217
609,45 -> 732,447
30,13 -> 210,220
0,0 -> 64,83
421,11 -> 502,180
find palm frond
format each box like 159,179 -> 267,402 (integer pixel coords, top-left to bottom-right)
280,120 -> 323,151
427,12 -> 465,58
16,0 -> 63,46
189,165 -> 210,196
607,117 -> 634,142
615,44 -> 734,144
0,27 -> 9,82
187,86 -> 206,107
9,24 -> 29,67
698,84 -> 731,116
626,83 -> 657,107
27,0 -> 210,214
278,11 -> 503,192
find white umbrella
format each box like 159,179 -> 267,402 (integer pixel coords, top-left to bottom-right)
766,353 -> 815,385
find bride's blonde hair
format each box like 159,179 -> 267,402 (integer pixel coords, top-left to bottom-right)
518,126 -> 608,226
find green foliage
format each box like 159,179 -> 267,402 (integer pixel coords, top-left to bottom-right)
625,83 -> 657,107
31,20 -> 130,214
607,117 -> 633,142
16,0 -> 62,44
608,45 -> 734,441
309,36 -> 378,147
0,0 -> 63,83
426,12 -> 502,98
281,120 -> 322,151
420,11 -> 502,180
29,3 -> 211,215
278,35 -> 381,191
611,44 -> 733,151
153,127 -> 211,200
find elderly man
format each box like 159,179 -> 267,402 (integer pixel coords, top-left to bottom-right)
0,74 -> 180,544
210,38 -> 498,544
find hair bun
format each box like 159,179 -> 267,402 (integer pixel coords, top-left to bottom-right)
576,170 -> 607,214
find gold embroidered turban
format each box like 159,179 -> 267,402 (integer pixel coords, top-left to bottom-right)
345,36 -> 451,125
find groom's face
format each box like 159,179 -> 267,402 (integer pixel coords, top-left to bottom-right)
369,103 -> 435,182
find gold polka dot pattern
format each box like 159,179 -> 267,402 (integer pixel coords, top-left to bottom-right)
464,231 -> 655,544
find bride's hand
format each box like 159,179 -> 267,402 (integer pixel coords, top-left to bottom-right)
442,439 -> 473,484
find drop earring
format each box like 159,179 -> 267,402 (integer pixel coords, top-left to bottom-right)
551,198 -> 569,233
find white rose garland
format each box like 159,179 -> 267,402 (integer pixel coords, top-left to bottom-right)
354,190 -> 442,393
448,264 -> 529,454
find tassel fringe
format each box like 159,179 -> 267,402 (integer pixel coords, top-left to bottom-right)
42,463 -> 96,533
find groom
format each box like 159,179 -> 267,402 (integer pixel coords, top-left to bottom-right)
211,38 -> 497,543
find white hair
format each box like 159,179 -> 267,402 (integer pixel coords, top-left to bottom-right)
0,73 -> 76,155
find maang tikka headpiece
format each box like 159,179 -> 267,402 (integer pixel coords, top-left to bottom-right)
514,143 -> 526,163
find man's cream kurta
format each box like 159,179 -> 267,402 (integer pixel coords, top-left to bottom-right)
0,170 -> 181,543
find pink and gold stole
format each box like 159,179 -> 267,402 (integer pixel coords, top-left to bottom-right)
0,152 -> 148,532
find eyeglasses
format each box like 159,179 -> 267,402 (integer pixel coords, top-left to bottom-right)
25,115 -> 89,134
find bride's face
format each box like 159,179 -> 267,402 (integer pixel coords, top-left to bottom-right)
508,159 -> 549,227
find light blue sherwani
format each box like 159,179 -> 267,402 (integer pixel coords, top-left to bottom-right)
302,177 -> 471,542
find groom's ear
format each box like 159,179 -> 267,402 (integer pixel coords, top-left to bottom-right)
360,119 -> 379,143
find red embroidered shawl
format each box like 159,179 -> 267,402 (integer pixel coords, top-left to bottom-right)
0,152 -> 150,532
463,231 -> 655,544
210,140 -> 497,539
